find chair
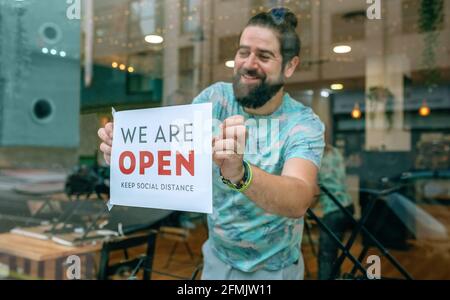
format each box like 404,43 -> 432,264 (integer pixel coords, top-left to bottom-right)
97,230 -> 157,280
190,262 -> 203,280
159,226 -> 195,268
307,185 -> 413,280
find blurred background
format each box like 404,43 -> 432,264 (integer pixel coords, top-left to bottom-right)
0,0 -> 449,280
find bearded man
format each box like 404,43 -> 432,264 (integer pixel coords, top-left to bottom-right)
98,7 -> 325,280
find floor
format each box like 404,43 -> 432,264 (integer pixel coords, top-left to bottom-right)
148,208 -> 450,280
1,169 -> 449,280
1,218 -> 450,280
1,205 -> 450,280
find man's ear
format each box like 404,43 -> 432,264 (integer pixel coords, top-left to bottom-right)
283,56 -> 300,78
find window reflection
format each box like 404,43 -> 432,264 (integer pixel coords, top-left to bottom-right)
0,0 -> 449,280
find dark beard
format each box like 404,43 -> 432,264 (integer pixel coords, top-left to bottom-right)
232,69 -> 284,109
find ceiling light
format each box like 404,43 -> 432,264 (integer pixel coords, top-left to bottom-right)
419,100 -> 430,117
119,64 -> 126,71
144,35 -> 164,44
128,66 -> 134,73
225,60 -> 235,68
331,83 -> 344,90
42,48 -> 49,54
333,45 -> 352,54
351,103 -> 362,119
50,49 -> 57,55
59,51 -> 66,57
321,90 -> 330,98
112,62 -> 118,68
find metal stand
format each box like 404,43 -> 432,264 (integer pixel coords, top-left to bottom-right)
307,185 -> 413,280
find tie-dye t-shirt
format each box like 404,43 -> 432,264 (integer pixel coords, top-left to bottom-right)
192,82 -> 325,272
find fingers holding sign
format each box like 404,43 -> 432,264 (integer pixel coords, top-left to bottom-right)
213,115 -> 247,182
98,114 -> 247,174
98,122 -> 114,165
214,115 -> 246,153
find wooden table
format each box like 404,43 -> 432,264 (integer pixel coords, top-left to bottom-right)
0,233 -> 102,279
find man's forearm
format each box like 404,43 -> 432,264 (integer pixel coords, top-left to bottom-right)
243,164 -> 315,218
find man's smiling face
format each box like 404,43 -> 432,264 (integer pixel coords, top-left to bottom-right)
232,26 -> 285,109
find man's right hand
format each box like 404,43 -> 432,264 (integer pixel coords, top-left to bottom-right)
97,122 -> 114,165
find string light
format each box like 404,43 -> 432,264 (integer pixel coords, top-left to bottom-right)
100,117 -> 110,127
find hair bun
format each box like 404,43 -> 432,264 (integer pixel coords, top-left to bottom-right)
269,7 -> 298,29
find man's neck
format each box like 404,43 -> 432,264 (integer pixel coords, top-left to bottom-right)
243,88 -> 284,116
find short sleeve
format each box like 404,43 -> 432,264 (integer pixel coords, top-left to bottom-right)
191,82 -> 227,120
283,112 -> 325,168
192,86 -> 213,105
192,82 -> 225,104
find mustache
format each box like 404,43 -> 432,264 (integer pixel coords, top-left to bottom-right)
237,68 -> 266,80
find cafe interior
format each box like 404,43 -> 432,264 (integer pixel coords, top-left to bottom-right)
0,0 -> 449,280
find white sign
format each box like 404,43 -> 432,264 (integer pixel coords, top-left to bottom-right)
110,103 -> 212,214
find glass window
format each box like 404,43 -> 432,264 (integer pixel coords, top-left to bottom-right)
180,0 -> 201,34
1,0 -> 449,281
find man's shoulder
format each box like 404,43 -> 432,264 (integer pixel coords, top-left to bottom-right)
193,82 -> 233,105
283,96 -> 323,127
204,81 -> 233,95
283,95 -> 307,114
